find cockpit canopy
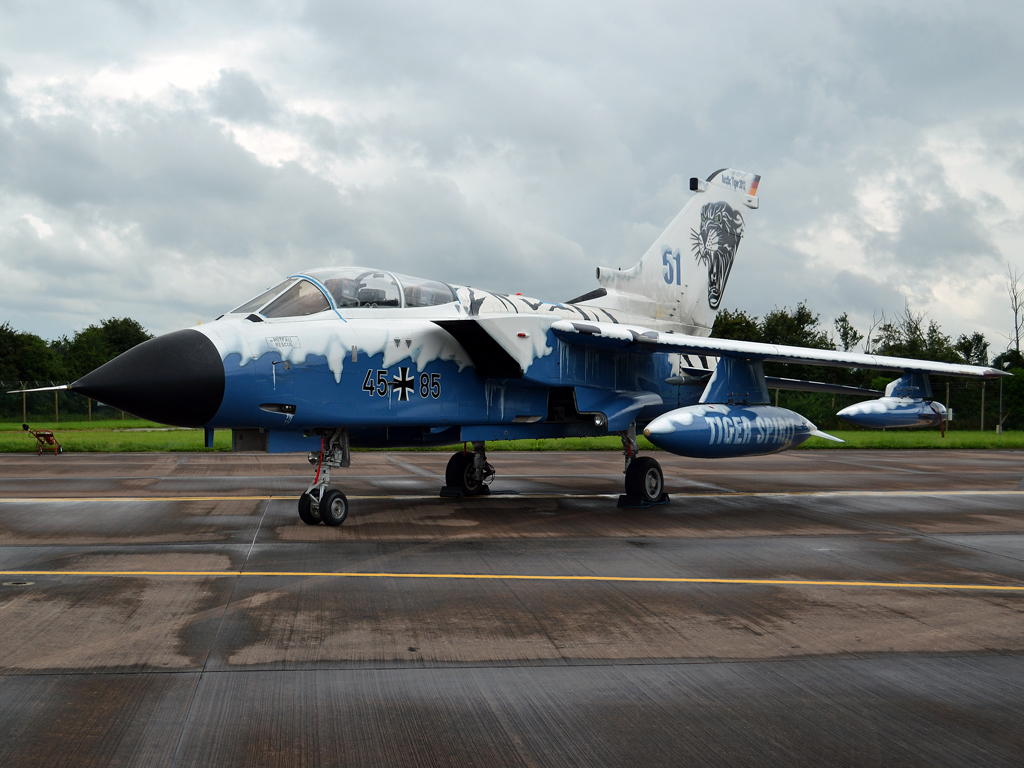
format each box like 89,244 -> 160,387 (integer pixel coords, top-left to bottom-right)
228,267 -> 457,317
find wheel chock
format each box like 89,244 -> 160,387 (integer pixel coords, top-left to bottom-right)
617,493 -> 671,508
439,485 -> 493,498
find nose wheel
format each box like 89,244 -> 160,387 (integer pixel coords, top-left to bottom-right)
319,489 -> 349,526
298,428 -> 351,525
298,492 -> 321,525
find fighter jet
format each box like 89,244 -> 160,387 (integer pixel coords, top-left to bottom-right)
40,169 -> 1008,525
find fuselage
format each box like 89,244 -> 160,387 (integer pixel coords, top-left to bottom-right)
190,266 -> 712,446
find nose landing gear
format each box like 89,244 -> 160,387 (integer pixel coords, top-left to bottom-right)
299,428 -> 350,525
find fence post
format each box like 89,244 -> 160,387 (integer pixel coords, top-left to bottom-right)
88,397 -> 92,422
55,390 -> 59,423
998,378 -> 1003,435
22,383 -> 26,424
980,382 -> 985,431
946,381 -> 951,431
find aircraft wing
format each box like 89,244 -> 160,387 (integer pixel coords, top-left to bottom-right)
550,320 -> 1009,379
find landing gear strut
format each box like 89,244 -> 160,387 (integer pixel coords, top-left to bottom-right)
618,423 -> 668,507
442,441 -> 494,496
299,428 -> 350,525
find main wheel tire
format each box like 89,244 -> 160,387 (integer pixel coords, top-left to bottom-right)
320,489 -> 349,526
445,451 -> 467,487
445,451 -> 484,496
298,492 -> 321,525
625,457 -> 664,503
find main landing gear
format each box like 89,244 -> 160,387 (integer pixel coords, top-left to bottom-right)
299,428 -> 350,526
441,441 -> 495,497
435,429 -> 665,506
619,423 -> 669,507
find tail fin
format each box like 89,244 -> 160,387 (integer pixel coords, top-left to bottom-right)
586,169 -> 760,335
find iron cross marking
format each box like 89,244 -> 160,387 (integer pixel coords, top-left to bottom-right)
392,367 -> 415,401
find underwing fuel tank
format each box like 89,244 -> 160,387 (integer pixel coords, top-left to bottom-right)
836,398 -> 948,429
835,372 -> 948,429
643,404 -> 838,458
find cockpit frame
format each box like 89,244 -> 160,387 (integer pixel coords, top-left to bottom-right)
228,267 -> 458,319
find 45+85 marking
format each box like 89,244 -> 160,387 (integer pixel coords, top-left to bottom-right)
362,368 -> 441,402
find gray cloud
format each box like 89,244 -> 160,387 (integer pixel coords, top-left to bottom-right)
870,197 -> 995,268
828,270 -> 908,319
206,69 -> 276,123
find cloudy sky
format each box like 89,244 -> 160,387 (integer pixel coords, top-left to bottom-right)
1,0 -> 1022,350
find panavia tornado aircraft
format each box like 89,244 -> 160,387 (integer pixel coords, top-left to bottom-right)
29,169 -> 1009,525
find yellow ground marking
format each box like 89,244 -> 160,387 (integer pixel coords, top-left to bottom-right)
0,489 -> 1021,503
0,570 -> 1021,591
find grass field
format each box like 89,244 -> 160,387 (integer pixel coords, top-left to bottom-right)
2,420 -> 1023,453
1,420 -> 230,452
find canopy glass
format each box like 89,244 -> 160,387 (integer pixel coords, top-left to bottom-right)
228,267 -> 458,316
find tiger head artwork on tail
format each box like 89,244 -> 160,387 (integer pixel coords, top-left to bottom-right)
690,201 -> 745,311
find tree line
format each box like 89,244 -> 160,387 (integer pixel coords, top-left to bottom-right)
1,318 -> 151,420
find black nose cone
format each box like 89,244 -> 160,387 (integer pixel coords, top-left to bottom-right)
73,328 -> 225,427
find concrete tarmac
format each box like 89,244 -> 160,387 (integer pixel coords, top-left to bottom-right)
0,449 -> 1022,767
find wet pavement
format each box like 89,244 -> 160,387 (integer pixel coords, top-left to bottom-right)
0,449 -> 1022,766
